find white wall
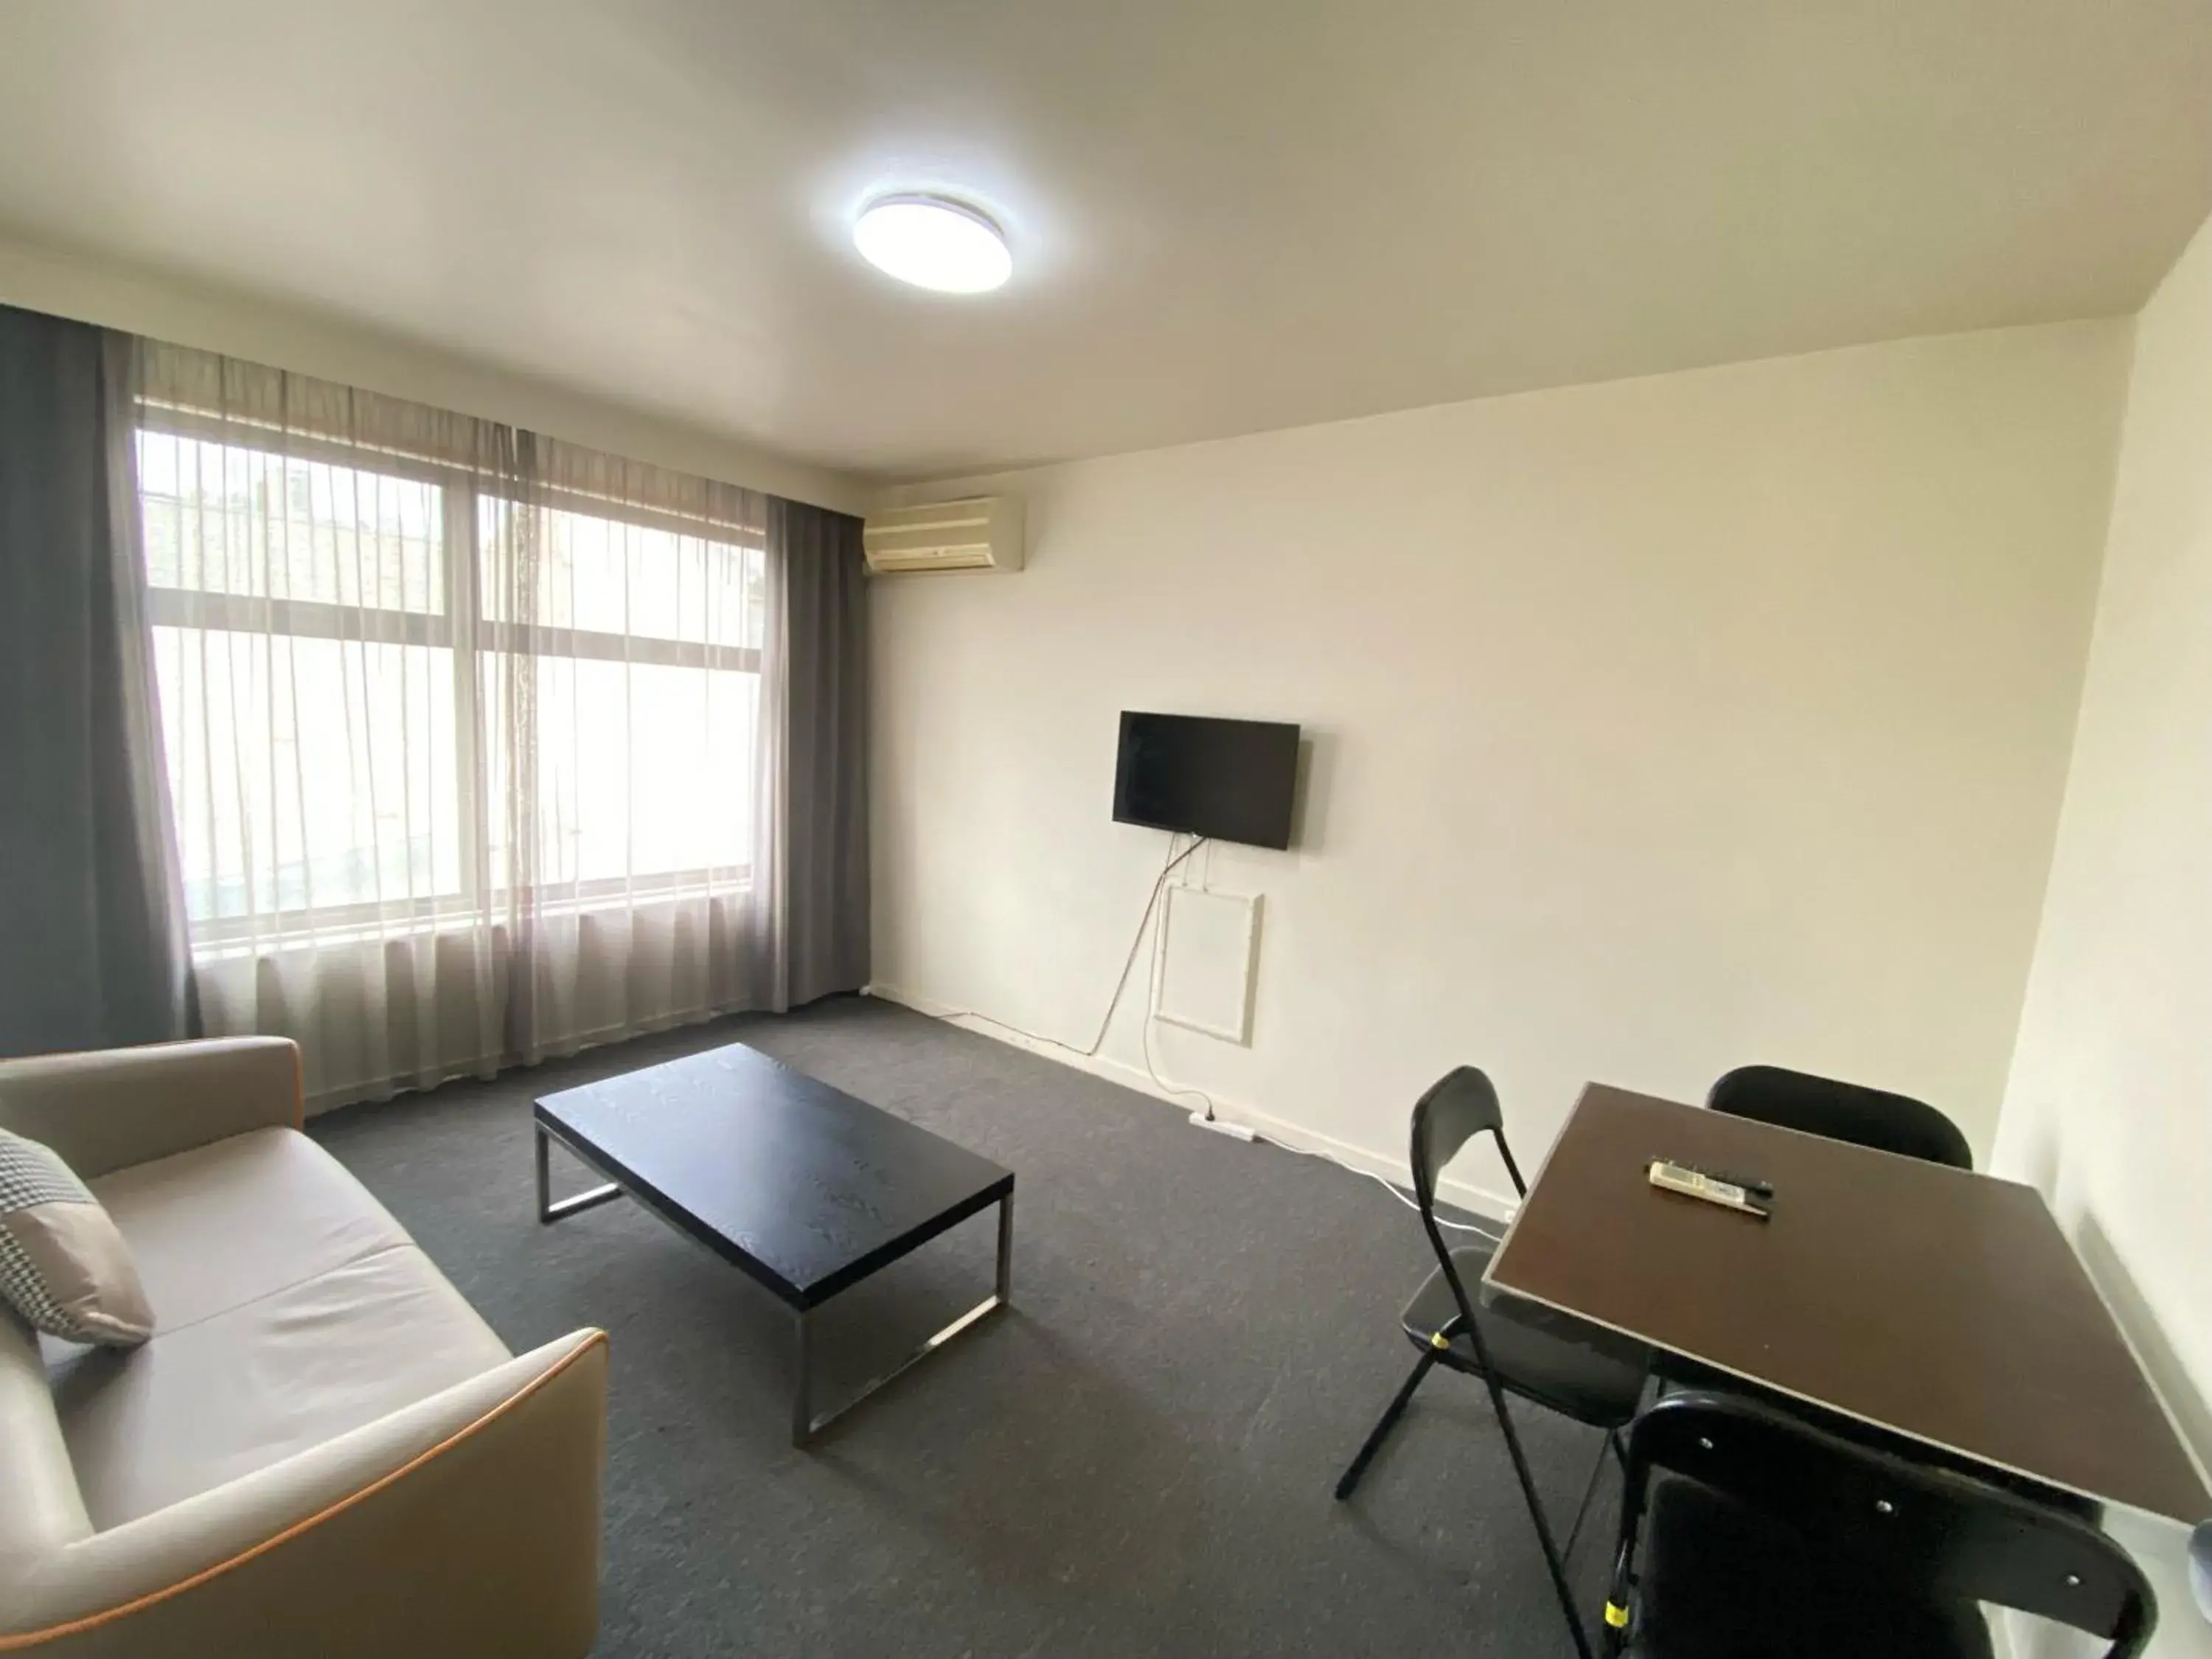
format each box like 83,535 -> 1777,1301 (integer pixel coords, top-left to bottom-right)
1997,212 -> 2212,1654
869,321 -> 2130,1211
0,233 -> 863,514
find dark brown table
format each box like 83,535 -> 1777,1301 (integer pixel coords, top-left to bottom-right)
534,1042 -> 1013,1447
1486,1083 -> 2209,1523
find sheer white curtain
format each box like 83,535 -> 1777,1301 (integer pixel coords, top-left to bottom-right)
134,343 -> 773,1106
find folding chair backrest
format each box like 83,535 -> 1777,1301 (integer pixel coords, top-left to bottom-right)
1707,1064 -> 1973,1170
1624,1390 -> 2155,1657
1408,1066 -> 1524,1214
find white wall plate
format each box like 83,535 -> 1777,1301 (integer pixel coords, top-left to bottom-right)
1152,884 -> 1261,1046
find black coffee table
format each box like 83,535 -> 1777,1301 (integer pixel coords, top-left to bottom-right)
532,1041 -> 1014,1446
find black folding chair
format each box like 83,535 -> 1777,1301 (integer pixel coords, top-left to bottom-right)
1604,1388 -> 2157,1658
1334,1068 -> 1652,1658
1708,1063 -> 1973,1169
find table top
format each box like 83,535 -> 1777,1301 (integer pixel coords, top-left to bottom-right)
535,1043 -> 1013,1310
1486,1084 -> 2211,1523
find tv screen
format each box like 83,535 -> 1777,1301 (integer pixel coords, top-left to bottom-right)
1113,712 -> 1300,850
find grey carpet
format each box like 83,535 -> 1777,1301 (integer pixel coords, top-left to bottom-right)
311,993 -> 1621,1658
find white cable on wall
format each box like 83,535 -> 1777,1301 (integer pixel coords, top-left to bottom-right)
910,835 -> 1503,1242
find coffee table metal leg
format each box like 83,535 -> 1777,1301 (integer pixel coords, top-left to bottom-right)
534,1122 -> 625,1225
534,1124 -> 550,1222
788,1185 -> 1015,1450
791,1309 -> 813,1449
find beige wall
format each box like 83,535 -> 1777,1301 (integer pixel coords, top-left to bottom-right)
0,233 -> 863,514
869,321 -> 2129,1211
1998,213 -> 2212,1653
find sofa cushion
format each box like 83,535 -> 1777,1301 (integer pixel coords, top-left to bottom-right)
84,1128 -> 411,1335
0,1127 -> 153,1346
44,1128 -> 511,1530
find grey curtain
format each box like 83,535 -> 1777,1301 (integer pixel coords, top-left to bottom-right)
0,307 -> 864,1086
0,307 -> 190,1057
758,498 -> 870,1008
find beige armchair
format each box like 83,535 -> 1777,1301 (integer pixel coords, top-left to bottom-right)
0,1038 -> 606,1658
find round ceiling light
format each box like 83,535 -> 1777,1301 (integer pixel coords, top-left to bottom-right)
853,195 -> 1012,293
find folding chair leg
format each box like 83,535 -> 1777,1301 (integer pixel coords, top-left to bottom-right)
1481,1376 -> 1597,1659
1610,1531 -> 1646,1655
1334,1349 -> 1439,1500
1561,1433 -> 1613,1563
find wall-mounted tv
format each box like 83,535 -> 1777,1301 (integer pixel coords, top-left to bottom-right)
1112,712 -> 1300,850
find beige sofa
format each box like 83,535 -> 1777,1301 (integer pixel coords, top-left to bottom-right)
0,1037 -> 607,1658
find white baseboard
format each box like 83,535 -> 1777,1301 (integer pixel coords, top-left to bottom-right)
863,981 -> 1519,1228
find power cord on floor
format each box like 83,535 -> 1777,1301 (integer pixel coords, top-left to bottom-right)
1121,866 -> 1499,1237
1259,1136 -> 1505,1240
907,832 -> 1504,1242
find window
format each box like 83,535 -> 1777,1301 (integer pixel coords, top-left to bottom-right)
137,424 -> 765,942
476,498 -> 765,895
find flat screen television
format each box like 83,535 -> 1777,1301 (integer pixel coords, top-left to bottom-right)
1112,712 -> 1300,850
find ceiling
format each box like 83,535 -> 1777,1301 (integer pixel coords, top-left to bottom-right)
1,1 -> 2208,485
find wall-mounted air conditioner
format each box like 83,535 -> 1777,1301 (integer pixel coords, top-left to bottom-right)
862,496 -> 1024,574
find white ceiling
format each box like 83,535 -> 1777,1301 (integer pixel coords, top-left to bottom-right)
1,0 -> 2208,484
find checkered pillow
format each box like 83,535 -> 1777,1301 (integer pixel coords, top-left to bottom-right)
0,1127 -> 153,1346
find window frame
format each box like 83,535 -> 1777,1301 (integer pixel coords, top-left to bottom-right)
136,406 -> 766,949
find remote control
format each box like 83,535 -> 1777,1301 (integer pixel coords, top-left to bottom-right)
1648,1159 -> 1772,1220
1663,1158 -> 1773,1198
